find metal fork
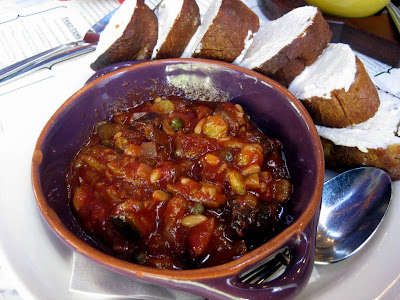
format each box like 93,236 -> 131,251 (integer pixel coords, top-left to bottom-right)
387,2 -> 400,34
239,248 -> 291,284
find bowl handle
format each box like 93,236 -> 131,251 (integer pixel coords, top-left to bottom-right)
85,61 -> 145,84
178,218 -> 317,300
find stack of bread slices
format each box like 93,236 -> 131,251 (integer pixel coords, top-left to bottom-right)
90,0 -> 400,180
288,42 -> 400,180
91,0 -> 331,87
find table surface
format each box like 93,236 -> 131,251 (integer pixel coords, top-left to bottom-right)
1,1 -> 400,300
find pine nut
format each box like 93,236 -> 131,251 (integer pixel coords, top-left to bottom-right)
242,165 -> 261,175
152,190 -> 170,202
181,177 -> 191,185
113,131 -> 122,139
181,214 -> 207,227
194,118 -> 205,134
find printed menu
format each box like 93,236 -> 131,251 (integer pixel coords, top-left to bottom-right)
0,0 -> 120,69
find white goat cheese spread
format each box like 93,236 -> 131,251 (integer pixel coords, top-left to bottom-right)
151,0 -> 184,59
289,43 -> 357,99
317,90 -> 400,152
181,0 -> 222,58
95,0 -> 137,56
239,6 -> 317,70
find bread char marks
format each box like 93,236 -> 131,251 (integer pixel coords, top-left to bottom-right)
152,0 -> 200,59
152,0 -> 184,59
90,0 -> 158,71
181,0 -> 259,63
181,0 -> 222,58
191,0 -> 260,62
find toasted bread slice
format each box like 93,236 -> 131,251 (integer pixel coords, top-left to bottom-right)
90,0 -> 158,71
318,90 -> 400,180
152,0 -> 200,59
289,43 -> 380,128
239,6 -> 331,87
181,0 -> 260,63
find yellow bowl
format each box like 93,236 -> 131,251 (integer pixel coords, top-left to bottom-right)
305,0 -> 390,18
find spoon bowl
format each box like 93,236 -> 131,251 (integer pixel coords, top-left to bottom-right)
315,167 -> 392,264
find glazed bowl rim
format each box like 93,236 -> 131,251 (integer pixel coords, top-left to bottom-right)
31,58 -> 324,281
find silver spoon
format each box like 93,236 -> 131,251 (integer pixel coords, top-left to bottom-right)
237,167 -> 392,284
315,167 -> 392,264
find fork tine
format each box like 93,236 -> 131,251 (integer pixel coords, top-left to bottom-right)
387,2 -> 400,34
239,248 -> 291,285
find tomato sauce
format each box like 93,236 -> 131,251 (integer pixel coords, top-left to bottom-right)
67,96 -> 293,270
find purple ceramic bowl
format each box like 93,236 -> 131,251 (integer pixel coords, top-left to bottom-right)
32,58 -> 324,299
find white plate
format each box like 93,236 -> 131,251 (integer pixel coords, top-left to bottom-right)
1,54 -> 399,300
